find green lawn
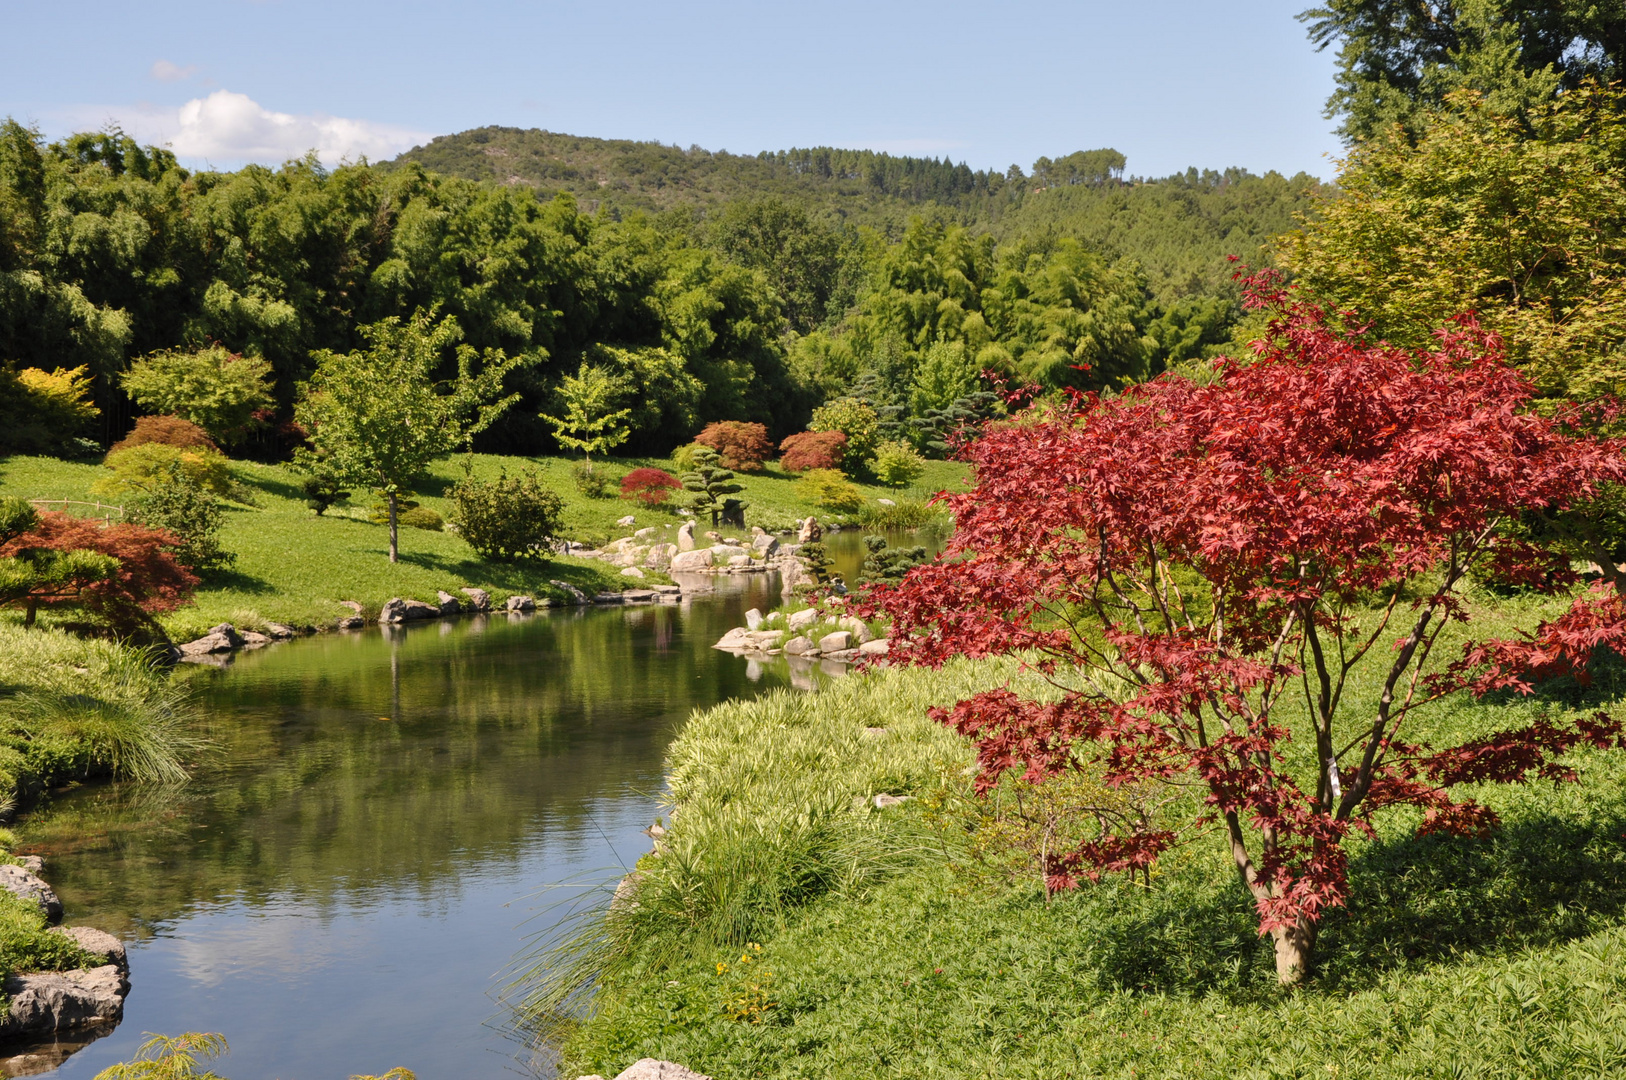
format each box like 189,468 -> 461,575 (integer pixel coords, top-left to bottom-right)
0,452 -> 967,641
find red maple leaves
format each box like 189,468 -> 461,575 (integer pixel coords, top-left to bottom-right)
862,279 -> 1626,978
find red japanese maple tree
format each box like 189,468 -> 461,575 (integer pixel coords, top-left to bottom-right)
866,281 -> 1626,982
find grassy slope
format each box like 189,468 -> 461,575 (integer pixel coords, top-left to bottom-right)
0,453 -> 965,641
549,589 -> 1626,1079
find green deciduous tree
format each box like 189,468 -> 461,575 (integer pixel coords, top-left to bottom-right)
296,310 -> 530,563
1279,85 -> 1626,404
539,362 -> 632,464
120,346 -> 275,444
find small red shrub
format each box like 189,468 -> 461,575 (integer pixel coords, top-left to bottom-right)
695,421 -> 773,472
111,415 -> 219,454
779,430 -> 847,472
620,467 -> 682,507
1,512 -> 198,632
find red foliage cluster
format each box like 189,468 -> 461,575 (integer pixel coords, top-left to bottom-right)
695,422 -> 773,472
778,430 -> 848,472
860,276 -> 1626,978
620,467 -> 682,507
110,415 -> 219,454
1,512 -> 198,632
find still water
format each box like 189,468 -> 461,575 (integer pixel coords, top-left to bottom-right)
9,561 -> 847,1079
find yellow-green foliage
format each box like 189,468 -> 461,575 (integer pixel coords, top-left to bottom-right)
92,1032 -> 230,1080
92,443 -> 234,498
120,346 -> 274,443
0,366 -> 100,455
868,438 -> 927,488
795,468 -> 864,513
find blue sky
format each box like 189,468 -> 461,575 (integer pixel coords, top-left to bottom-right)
2,0 -> 1343,180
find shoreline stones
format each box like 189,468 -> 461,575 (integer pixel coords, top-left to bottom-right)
713,608 -> 889,665
578,1060 -> 712,1080
0,862 -> 131,1045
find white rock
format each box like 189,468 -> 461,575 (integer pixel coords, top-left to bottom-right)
620,567 -> 646,578
817,630 -> 852,653
713,627 -> 751,650
787,608 -> 820,632
873,793 -> 912,809
676,521 -> 696,551
744,608 -> 763,630
616,514 -> 637,527
669,548 -> 714,572
610,1060 -> 712,1080
839,615 -> 873,644
877,498 -> 896,506
859,638 -> 891,656
783,636 -> 814,655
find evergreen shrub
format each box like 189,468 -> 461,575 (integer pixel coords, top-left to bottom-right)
449,469 -> 566,562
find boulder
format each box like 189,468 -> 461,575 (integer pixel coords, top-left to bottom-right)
338,600 -> 364,614
0,864 -> 60,923
873,793 -> 912,809
459,587 -> 492,611
823,648 -> 861,662
634,526 -> 661,540
620,590 -> 657,603
669,549 -> 714,573
778,558 -> 807,594
783,635 -> 814,655
593,592 -> 625,604
746,630 -> 784,650
653,584 -> 682,596
676,521 -> 696,552
238,630 -> 272,647
178,624 -> 243,656
379,598 -> 438,623
18,856 -> 42,874
645,543 -> 677,568
616,514 -> 637,527
435,591 -> 462,616
744,608 -> 763,630
705,531 -> 723,542
817,630 -> 853,654
620,567 -> 646,579
49,927 -> 126,979
336,615 -> 365,631
787,608 -> 820,632
550,580 -> 591,605
752,534 -> 780,558
859,638 -> 891,656
877,497 -> 896,506
713,627 -> 751,650
599,1061 -> 712,1080
839,615 -> 874,644
262,622 -> 297,639
0,965 -> 125,1039
797,516 -> 822,544
727,554 -> 753,569
505,595 -> 536,612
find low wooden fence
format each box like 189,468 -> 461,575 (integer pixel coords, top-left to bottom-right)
27,499 -> 125,522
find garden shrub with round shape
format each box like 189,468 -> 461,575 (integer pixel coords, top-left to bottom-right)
620,468 -> 681,507
779,430 -> 847,473
696,421 -> 774,472
93,443 -> 235,499
868,439 -> 926,488
398,505 -> 444,531
796,469 -> 864,514
110,415 -> 219,454
449,469 -> 566,562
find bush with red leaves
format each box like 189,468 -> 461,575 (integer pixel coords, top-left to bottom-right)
863,273 -> 1626,983
110,415 -> 220,454
695,422 -> 773,472
620,467 -> 682,507
778,430 -> 848,472
1,511 -> 198,634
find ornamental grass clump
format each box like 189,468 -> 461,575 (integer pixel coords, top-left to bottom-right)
866,274 -> 1626,983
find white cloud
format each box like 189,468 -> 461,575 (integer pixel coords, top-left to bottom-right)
163,90 -> 429,166
150,59 -> 197,82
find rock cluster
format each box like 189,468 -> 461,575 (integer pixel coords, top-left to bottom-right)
578,1059 -> 711,1080
712,606 -> 889,663
0,860 -> 130,1042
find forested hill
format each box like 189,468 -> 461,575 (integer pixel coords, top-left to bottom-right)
388,127 -> 1324,300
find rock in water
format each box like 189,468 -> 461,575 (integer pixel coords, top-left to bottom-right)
178,623 -> 243,656
505,595 -> 536,612
49,927 -> 126,980
817,630 -> 853,653
435,590 -> 462,616
0,865 -> 60,923
459,587 -> 492,611
669,549 -> 714,572
744,607 -> 763,630
797,516 -> 822,543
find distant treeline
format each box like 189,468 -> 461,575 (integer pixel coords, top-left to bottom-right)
0,119 -> 1323,458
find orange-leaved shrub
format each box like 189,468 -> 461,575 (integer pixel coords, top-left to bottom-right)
111,415 -> 220,454
695,422 -> 773,472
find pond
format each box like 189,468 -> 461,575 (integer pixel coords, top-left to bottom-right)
7,530 -> 927,1079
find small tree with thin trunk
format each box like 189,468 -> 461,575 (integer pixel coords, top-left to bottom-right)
865,278 -> 1626,984
540,362 -> 632,467
295,311 -> 529,563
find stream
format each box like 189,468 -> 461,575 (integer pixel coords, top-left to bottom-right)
6,531 -> 917,1079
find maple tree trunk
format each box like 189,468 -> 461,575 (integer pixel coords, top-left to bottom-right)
387,492 -> 399,564
1270,916 -> 1317,985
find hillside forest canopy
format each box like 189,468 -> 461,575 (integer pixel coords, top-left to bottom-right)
0,117 -> 1321,459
